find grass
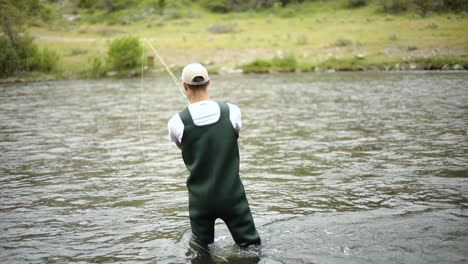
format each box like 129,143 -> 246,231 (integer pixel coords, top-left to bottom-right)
241,55 -> 298,73
240,55 -> 468,73
16,1 -> 468,80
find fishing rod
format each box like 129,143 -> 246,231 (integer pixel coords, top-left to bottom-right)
138,39 -> 189,173
143,38 -> 188,102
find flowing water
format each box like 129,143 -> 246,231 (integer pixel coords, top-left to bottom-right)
0,72 -> 467,264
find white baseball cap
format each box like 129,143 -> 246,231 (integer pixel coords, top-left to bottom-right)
181,63 -> 209,85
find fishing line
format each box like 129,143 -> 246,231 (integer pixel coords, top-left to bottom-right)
138,39 -> 189,172
143,38 -> 188,102
138,46 -> 147,173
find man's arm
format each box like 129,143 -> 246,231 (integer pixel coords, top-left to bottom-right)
168,115 -> 184,149
228,103 -> 242,133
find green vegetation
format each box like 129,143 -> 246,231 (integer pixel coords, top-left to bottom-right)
106,37 -> 142,71
241,54 -> 468,73
241,55 -> 298,73
0,0 -> 467,81
0,1 -> 60,78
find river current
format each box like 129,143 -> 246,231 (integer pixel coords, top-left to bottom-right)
1,72 -> 467,263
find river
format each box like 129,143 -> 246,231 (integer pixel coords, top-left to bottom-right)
1,72 -> 467,263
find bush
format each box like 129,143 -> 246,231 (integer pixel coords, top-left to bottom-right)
0,1 -> 59,77
34,48 -> 60,73
199,0 -> 230,13
86,56 -> 106,78
106,36 -> 142,71
15,36 -> 40,71
199,0 -> 279,13
413,0 -> 435,16
347,0 -> 368,8
272,54 -> 297,71
0,36 -> 19,78
240,54 -> 298,73
241,58 -> 272,73
335,38 -> 353,47
380,0 -> 410,13
0,35 -> 59,77
441,0 -> 468,12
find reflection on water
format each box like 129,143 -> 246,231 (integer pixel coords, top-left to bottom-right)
0,72 -> 467,263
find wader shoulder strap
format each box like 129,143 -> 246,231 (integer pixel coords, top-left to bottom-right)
179,107 -> 194,127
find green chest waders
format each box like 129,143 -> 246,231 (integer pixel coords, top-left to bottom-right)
179,102 -> 260,246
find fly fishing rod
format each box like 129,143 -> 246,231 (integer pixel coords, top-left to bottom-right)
138,39 -> 189,173
143,38 -> 188,102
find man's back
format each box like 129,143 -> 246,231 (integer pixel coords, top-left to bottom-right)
179,102 -> 244,207
168,100 -> 241,144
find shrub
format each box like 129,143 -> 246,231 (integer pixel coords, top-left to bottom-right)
106,36 -> 142,71
71,48 -> 89,56
240,54 -> 298,73
335,38 -> 353,47
0,35 -> 60,77
15,36 -> 40,71
0,36 -> 19,78
199,0 -> 278,12
199,0 -> 230,13
441,0 -> 468,11
347,0 -> 368,8
413,0 -> 435,17
77,0 -> 94,8
86,56 -> 106,78
380,0 -> 410,13
272,54 -> 297,71
34,48 -> 60,73
240,59 -> 272,73
0,1 -> 60,77
412,57 -> 468,70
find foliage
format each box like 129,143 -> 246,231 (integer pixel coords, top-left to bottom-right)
85,56 -> 106,78
198,0 -> 231,13
0,36 -> 19,78
412,57 -> 468,70
198,0 -> 289,13
379,0 -> 468,13
15,36 -> 40,71
106,36 -> 142,71
347,0 -> 368,8
335,38 -> 353,47
316,57 -> 369,71
0,2 -> 59,77
441,0 -> 468,11
241,54 -> 298,73
0,35 -> 59,77
379,0 -> 410,13
0,1 -> 28,45
99,0 -> 139,13
33,48 -> 60,73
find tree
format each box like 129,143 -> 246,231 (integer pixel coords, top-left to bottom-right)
0,0 -> 59,77
0,1 -> 28,47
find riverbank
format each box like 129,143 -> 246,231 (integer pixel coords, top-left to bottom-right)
2,1 -> 468,82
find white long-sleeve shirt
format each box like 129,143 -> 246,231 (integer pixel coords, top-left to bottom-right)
168,100 -> 242,145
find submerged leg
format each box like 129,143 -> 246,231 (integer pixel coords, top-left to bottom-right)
223,201 -> 261,247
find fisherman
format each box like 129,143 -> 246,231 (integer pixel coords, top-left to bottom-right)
168,63 -> 261,249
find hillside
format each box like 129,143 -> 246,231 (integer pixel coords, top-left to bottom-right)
2,0 -> 468,80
